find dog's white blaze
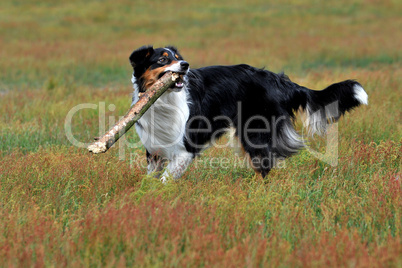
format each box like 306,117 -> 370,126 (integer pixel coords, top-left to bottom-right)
164,61 -> 187,73
164,47 -> 176,57
353,84 -> 368,105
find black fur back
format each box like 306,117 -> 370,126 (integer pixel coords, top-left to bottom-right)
183,64 -> 367,176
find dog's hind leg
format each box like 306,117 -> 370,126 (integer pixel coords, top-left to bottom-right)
160,152 -> 193,183
236,131 -> 276,178
246,150 -> 274,178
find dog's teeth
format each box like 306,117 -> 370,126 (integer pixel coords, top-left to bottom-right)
175,82 -> 184,88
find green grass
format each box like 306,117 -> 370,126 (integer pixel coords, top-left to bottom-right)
0,0 -> 401,267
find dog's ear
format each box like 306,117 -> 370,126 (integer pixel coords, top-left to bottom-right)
129,45 -> 154,68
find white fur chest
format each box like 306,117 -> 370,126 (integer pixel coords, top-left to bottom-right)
131,76 -> 190,160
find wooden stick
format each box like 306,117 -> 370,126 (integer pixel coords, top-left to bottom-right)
88,72 -> 179,154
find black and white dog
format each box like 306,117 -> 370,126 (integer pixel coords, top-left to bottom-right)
129,45 -> 368,182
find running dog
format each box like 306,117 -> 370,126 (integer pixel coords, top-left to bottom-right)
129,45 -> 368,182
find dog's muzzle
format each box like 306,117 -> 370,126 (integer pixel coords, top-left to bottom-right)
170,61 -> 189,92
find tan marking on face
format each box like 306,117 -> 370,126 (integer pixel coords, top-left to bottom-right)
163,52 -> 169,57
141,60 -> 179,89
175,54 -> 179,59
142,67 -> 164,89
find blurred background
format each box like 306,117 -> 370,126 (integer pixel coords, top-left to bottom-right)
1,0 -> 400,89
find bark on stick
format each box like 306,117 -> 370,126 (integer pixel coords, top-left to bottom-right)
88,72 -> 179,154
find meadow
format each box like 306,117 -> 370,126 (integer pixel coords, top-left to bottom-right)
0,0 -> 401,266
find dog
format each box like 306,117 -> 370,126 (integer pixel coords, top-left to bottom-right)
129,45 -> 368,182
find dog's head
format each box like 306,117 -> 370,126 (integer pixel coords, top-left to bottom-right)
129,45 -> 189,93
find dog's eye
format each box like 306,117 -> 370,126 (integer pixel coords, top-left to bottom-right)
158,57 -> 167,64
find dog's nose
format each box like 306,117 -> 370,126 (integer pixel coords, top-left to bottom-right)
180,61 -> 189,69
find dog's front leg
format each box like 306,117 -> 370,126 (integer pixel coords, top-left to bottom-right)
146,151 -> 166,178
160,152 -> 193,183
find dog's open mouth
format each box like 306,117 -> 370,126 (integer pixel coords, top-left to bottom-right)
159,72 -> 185,90
174,74 -> 185,89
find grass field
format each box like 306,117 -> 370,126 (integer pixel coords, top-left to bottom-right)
0,0 -> 401,266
